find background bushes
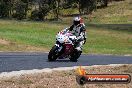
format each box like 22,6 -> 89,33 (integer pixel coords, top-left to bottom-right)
0,0 -> 109,20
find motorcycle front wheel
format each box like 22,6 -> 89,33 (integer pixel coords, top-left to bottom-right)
48,45 -> 58,61
69,50 -> 82,62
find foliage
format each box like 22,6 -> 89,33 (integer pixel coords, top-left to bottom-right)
0,0 -> 12,18
0,0 -> 109,20
31,3 -> 50,20
13,0 -> 27,20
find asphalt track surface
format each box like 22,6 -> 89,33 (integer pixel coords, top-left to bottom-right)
0,52 -> 132,72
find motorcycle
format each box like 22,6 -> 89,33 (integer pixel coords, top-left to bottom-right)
48,30 -> 82,62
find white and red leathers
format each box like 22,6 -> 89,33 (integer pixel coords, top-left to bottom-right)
63,17 -> 87,51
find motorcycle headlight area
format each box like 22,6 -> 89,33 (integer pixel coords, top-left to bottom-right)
56,35 -> 68,43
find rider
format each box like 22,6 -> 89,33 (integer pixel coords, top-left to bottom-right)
63,16 -> 87,52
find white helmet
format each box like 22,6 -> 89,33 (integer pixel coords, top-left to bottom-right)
73,16 -> 81,26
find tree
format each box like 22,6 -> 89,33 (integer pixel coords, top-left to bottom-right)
103,0 -> 108,7
77,0 -> 96,15
0,0 -> 12,18
13,0 -> 27,20
49,0 -> 61,20
97,0 -> 108,8
31,0 -> 50,20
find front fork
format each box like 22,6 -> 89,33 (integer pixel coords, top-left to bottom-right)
55,40 -> 64,52
55,44 -> 63,52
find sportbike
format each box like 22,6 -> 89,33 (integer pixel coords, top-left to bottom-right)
48,30 -> 82,62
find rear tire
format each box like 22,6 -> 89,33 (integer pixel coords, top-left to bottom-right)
48,45 -> 58,61
69,50 -> 82,62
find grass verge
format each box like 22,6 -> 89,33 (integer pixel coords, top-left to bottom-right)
0,0 -> 132,55
0,19 -> 131,55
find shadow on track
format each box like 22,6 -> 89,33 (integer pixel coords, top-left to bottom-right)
47,59 -> 73,62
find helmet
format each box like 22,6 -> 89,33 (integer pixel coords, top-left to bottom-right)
73,16 -> 81,26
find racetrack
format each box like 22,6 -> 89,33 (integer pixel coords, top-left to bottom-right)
0,52 -> 132,72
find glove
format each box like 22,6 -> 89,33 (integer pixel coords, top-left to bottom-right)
76,36 -> 83,42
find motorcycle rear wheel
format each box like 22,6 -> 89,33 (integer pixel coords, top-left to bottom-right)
48,45 -> 58,61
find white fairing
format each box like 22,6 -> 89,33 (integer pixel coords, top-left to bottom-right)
56,33 -> 67,43
56,31 -> 77,44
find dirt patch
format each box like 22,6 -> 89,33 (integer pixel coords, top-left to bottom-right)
0,39 -> 10,45
0,64 -> 132,88
0,41 -> 49,52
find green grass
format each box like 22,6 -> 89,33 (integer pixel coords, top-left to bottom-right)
0,19 -> 131,55
0,0 -> 131,55
83,26 -> 132,55
0,20 -> 64,50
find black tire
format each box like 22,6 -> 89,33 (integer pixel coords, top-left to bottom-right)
69,50 -> 82,62
48,45 -> 58,61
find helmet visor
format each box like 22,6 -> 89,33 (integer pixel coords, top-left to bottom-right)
74,21 -> 80,26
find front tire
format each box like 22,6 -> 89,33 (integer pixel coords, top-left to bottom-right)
48,45 -> 58,61
69,50 -> 82,62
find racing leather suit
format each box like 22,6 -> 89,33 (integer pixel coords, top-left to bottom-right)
63,23 -> 87,51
